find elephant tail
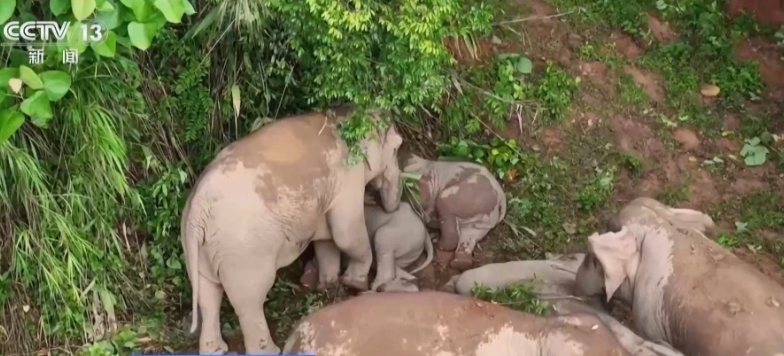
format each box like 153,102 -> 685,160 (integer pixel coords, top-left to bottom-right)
409,231 -> 434,274
181,196 -> 203,334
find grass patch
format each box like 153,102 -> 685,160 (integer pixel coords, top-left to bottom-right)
472,282 -> 554,315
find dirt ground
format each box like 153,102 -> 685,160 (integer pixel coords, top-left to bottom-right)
163,0 -> 784,353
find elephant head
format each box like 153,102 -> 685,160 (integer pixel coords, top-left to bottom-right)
364,120 -> 403,213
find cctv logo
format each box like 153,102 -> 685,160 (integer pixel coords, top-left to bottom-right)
3,21 -> 104,44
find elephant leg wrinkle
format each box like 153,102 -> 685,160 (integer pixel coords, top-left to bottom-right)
198,275 -> 228,354
220,260 -> 279,355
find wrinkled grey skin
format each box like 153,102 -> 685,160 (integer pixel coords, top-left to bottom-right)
181,108 -> 403,354
441,254 -> 684,356
300,201 -> 434,293
284,292 -> 632,356
401,152 -> 506,271
575,197 -> 784,356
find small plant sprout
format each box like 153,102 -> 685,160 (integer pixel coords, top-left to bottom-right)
740,137 -> 769,166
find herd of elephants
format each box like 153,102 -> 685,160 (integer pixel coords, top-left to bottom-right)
178,106 -> 784,356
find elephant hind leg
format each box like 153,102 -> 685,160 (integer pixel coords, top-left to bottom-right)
450,226 -> 491,271
221,261 -> 279,354
198,275 -> 229,354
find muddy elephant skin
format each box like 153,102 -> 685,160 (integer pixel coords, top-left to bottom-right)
181,107 -> 404,354
575,197 -> 784,356
284,291 -> 632,356
401,152 -> 506,271
442,254 -> 684,356
300,201 -> 434,292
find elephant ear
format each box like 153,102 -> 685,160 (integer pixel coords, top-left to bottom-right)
667,208 -> 715,235
588,226 -> 640,302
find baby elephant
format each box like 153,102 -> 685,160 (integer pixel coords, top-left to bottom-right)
576,197 -> 784,356
441,254 -> 684,356
401,152 -> 506,271
300,201 -> 433,292
284,291 -> 632,356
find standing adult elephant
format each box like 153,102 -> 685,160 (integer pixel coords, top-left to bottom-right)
180,107 -> 403,354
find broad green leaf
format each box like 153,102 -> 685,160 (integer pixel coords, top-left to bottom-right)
40,71 -> 72,101
20,91 -> 53,126
96,4 -> 121,29
72,0 -> 97,21
154,0 -> 184,23
120,0 -> 154,22
66,22 -> 88,53
0,0 -> 15,24
183,0 -> 195,15
0,68 -> 19,90
0,109 -> 25,144
517,57 -> 532,74
96,0 -> 115,12
90,30 -> 117,57
127,21 -> 158,50
19,66 -> 43,90
51,0 -> 71,15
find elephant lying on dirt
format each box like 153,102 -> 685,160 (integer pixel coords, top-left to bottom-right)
576,197 -> 784,356
283,291 -> 634,356
180,107 -> 403,354
441,254 -> 684,356
400,151 -> 506,271
300,201 -> 434,292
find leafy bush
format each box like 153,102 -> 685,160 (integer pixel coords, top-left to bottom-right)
1,0 -> 495,353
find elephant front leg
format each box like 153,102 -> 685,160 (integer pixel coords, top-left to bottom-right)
327,191 -> 373,291
313,240 -> 341,290
370,252 -> 396,291
299,258 -> 319,290
198,275 -> 229,354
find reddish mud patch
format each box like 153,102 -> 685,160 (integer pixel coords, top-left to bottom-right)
612,32 -> 643,59
734,38 -> 784,101
686,169 -> 723,209
733,248 -> 784,286
672,128 -> 701,151
525,0 -> 557,17
722,114 -> 742,131
647,14 -> 678,42
610,117 -> 667,160
541,127 -> 566,149
726,0 -> 784,26
577,61 -> 610,86
622,66 -> 666,103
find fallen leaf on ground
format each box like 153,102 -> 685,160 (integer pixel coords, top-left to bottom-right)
700,84 -> 720,97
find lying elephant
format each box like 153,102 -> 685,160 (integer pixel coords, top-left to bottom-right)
400,151 -> 506,271
441,254 -> 684,356
576,197 -> 784,356
180,107 -> 403,354
283,291 -> 633,356
300,201 -> 434,292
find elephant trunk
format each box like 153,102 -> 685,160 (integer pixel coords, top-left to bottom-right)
380,176 -> 402,213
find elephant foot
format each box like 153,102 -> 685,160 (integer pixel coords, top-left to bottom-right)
340,274 -> 369,291
300,268 -> 319,290
378,278 -> 419,293
435,249 -> 454,267
316,280 -> 340,291
199,338 -> 228,355
450,251 -> 473,271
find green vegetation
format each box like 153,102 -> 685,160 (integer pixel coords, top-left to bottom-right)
472,282 -> 553,315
